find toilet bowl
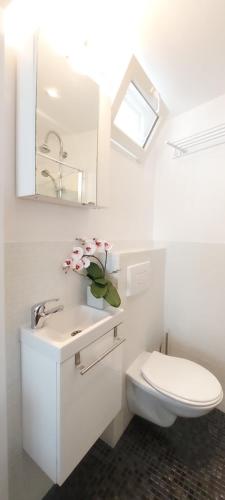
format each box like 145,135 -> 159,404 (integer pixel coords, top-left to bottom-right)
126,351 -> 223,427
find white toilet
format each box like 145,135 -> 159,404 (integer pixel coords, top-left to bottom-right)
126,351 -> 223,427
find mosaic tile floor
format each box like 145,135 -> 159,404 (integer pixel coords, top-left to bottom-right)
43,409 -> 225,500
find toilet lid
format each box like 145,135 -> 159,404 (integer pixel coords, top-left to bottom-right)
141,351 -> 222,405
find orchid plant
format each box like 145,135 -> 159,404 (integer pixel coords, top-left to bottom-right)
63,238 -> 121,308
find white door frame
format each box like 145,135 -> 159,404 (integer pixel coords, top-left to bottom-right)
0,7 -> 8,500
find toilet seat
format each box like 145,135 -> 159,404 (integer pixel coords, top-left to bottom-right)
141,351 -> 223,407
126,351 -> 223,427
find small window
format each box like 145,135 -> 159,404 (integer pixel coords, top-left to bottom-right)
114,81 -> 158,148
111,56 -> 161,161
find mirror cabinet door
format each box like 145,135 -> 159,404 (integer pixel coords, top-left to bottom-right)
35,31 -> 99,205
17,30 -> 112,207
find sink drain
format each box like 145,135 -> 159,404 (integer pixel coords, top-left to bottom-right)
70,329 -> 82,337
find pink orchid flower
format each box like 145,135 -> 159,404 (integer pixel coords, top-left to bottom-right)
62,258 -> 72,272
72,260 -> 84,271
94,238 -> 104,249
82,256 -> 91,269
72,246 -> 84,261
63,238 -> 113,275
84,240 -> 96,255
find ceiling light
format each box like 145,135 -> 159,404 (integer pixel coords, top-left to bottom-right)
45,87 -> 60,98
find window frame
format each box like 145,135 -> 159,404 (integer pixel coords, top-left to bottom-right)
111,56 -> 160,162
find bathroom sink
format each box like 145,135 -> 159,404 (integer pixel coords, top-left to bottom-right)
21,305 -> 124,362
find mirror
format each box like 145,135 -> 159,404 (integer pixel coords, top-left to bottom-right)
35,32 -> 99,205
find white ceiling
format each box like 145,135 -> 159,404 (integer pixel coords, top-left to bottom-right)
0,0 -> 10,6
3,0 -> 225,116
136,0 -> 225,115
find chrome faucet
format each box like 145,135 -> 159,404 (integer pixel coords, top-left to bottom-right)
31,298 -> 64,329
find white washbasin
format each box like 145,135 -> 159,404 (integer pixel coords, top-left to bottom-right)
21,305 -> 124,362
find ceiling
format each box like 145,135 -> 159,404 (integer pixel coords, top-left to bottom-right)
136,0 -> 225,115
3,0 -> 225,116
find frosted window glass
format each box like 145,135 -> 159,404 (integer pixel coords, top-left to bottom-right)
114,82 -> 158,148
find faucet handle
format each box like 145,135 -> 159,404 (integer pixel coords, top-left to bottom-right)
41,298 -> 59,309
32,298 -> 59,311
31,298 -> 60,329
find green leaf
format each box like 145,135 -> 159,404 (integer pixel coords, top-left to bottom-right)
104,283 -> 121,308
87,262 -> 104,281
94,277 -> 108,287
90,282 -> 108,298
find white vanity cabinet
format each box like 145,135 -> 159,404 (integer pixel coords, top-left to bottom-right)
21,311 -> 124,485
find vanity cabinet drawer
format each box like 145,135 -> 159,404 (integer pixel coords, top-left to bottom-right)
57,328 -> 124,484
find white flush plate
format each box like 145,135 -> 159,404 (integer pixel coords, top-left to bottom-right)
126,261 -> 151,297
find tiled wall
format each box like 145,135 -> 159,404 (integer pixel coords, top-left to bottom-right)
5,243 -> 165,500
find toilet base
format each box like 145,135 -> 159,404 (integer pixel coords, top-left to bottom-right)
127,378 -> 177,427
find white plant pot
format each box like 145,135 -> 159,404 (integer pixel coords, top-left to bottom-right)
87,285 -> 105,310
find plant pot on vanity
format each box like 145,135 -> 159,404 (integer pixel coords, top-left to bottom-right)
87,285 -> 105,310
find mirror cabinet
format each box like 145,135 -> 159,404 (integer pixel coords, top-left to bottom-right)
17,31 -> 110,207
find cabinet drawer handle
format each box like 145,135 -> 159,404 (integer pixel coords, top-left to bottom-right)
78,337 -> 126,375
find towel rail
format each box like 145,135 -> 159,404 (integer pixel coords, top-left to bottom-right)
166,122 -> 225,158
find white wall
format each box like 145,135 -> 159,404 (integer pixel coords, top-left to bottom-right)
3,47 -> 163,500
153,93 -> 225,243
152,93 -> 225,413
165,243 -> 225,412
0,9 -> 8,500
